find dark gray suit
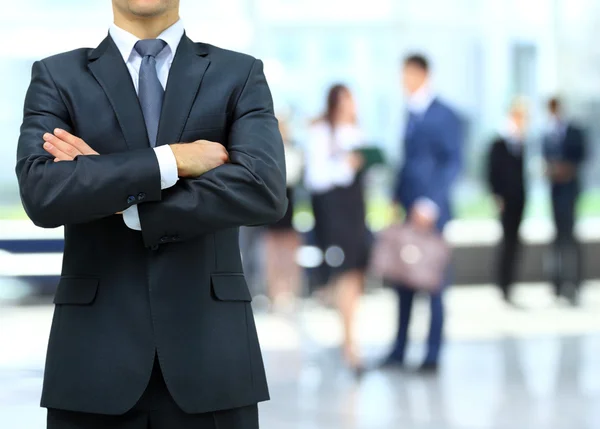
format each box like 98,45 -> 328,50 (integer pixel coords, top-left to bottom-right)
16,33 -> 286,421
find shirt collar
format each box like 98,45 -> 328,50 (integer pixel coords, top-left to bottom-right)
109,19 -> 185,63
407,83 -> 435,115
549,115 -> 567,134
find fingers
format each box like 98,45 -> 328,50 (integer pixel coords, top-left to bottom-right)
43,132 -> 82,161
42,129 -> 99,161
43,141 -> 75,162
53,128 -> 98,155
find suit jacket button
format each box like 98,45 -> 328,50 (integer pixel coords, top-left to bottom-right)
127,195 -> 136,204
138,192 -> 146,201
150,245 -> 159,251
160,237 -> 169,243
171,235 -> 179,241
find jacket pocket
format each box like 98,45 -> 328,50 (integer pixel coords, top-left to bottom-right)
211,273 -> 252,302
53,277 -> 99,305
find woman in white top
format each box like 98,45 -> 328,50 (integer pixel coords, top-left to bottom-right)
305,84 -> 369,372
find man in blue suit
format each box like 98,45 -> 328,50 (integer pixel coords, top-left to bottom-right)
543,97 -> 587,305
384,54 -> 463,373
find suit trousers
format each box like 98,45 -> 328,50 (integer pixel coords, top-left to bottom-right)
391,286 -> 446,364
497,197 -> 525,295
551,182 -> 582,294
47,357 -> 259,429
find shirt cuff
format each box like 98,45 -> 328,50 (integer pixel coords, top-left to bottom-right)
154,145 -> 179,190
122,205 -> 142,231
414,198 -> 439,220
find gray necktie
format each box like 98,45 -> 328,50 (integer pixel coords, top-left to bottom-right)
134,39 -> 167,147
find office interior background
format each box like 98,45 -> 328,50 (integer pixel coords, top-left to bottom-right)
1,0 -> 600,219
1,1 -> 600,428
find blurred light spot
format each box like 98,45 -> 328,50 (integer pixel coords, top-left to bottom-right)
366,209 -> 389,232
293,211 -> 315,234
251,294 -> 271,313
325,246 -> 345,268
400,244 -> 422,265
296,246 -> 323,268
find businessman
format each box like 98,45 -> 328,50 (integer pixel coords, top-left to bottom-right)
487,99 -> 528,306
384,54 -> 463,373
15,1 -> 287,428
543,97 -> 587,305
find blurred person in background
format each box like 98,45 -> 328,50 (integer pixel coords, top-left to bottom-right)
384,55 -> 463,373
487,98 -> 529,306
543,97 -> 587,306
264,118 -> 303,313
239,225 -> 266,297
305,84 -> 368,373
15,0 -> 286,428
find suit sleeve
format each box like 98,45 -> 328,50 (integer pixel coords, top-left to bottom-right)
15,61 -> 163,228
487,141 -> 501,196
16,61 -> 161,228
424,112 -> 463,207
137,59 -> 288,248
571,127 -> 587,164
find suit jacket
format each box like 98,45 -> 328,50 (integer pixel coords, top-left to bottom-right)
394,99 -> 463,231
487,137 -> 525,202
15,34 -> 287,415
542,122 -> 586,188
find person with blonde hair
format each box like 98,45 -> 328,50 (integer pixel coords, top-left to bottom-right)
487,97 -> 529,305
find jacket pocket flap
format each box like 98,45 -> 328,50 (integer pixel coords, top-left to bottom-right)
54,277 -> 99,305
211,273 -> 252,302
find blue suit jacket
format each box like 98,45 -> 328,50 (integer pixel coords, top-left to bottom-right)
394,99 -> 463,230
543,123 -> 586,164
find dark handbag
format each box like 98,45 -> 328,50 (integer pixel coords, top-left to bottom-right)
369,222 -> 451,292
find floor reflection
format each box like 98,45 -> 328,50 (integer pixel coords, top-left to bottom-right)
257,335 -> 600,429
2,284 -> 600,428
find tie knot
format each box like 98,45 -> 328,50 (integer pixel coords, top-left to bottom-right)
134,39 -> 167,58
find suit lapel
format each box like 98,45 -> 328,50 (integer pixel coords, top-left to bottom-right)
88,36 -> 150,151
156,35 -> 210,147
406,99 -> 437,142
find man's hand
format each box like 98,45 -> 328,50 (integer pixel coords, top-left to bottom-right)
170,140 -> 229,178
410,206 -> 436,231
549,162 -> 576,184
42,128 -> 99,161
494,195 -> 505,213
346,152 -> 364,172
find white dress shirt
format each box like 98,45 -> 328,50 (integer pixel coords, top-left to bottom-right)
407,83 -> 435,115
304,122 -> 363,194
406,83 -> 439,220
108,20 -> 184,231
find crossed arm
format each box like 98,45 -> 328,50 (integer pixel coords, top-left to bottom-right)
16,59 -> 287,247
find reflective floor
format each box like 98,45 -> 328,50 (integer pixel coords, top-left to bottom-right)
2,283 -> 600,429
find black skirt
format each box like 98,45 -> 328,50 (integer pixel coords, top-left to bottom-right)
311,177 -> 369,279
